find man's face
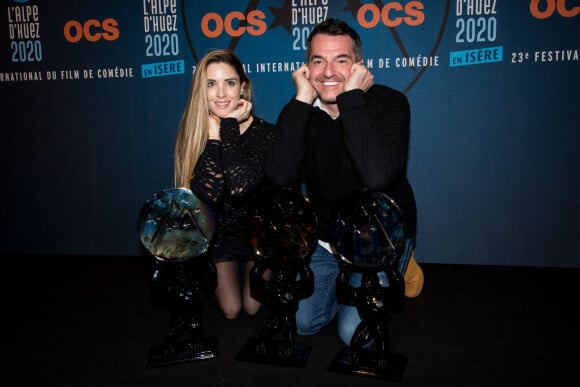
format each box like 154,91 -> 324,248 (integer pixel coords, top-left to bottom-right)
307,33 -> 357,107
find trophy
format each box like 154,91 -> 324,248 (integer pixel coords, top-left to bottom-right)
137,187 -> 218,368
328,190 -> 408,381
236,188 -> 318,368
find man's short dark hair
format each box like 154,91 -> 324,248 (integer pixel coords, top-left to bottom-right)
306,18 -> 362,62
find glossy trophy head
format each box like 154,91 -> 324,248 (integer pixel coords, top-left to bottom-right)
247,188 -> 318,264
137,188 -> 215,261
330,191 -> 405,270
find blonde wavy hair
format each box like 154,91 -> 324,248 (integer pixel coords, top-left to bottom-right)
173,49 -> 253,188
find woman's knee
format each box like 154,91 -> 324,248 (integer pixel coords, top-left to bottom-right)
217,298 -> 242,319
221,305 -> 241,320
243,298 -> 262,316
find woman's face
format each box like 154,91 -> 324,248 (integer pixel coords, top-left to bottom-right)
205,62 -> 245,119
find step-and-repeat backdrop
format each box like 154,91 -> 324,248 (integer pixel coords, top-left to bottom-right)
1,0 -> 579,266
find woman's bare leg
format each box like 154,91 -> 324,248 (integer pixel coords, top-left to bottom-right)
214,261 -> 242,319
242,260 -> 262,316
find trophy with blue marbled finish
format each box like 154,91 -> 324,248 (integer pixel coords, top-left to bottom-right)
328,190 -> 408,381
138,187 -> 218,368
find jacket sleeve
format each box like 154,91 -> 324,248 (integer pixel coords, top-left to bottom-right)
265,99 -> 312,186
338,87 -> 410,191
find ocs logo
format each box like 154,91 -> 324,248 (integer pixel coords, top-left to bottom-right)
201,10 -> 267,38
199,1 -> 426,38
357,1 -> 425,28
64,18 -> 120,43
529,0 -> 580,19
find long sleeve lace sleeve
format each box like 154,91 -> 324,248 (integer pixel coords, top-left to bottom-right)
220,117 -> 273,198
190,140 -> 225,204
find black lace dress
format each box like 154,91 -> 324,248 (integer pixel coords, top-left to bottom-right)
190,116 -> 274,263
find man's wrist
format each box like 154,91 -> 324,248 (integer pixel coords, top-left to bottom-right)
295,92 -> 315,105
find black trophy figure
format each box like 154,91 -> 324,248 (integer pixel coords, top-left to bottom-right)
236,188 -> 318,368
328,190 -> 408,381
137,188 -> 218,368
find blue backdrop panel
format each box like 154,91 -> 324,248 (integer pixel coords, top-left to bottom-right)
1,0 -> 579,267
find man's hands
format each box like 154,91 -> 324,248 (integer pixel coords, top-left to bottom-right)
291,62 -> 374,105
292,64 -> 317,105
344,62 -> 374,93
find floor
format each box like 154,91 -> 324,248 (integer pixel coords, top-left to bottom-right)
2,255 -> 579,386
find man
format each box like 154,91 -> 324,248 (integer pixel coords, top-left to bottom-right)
266,18 -> 423,346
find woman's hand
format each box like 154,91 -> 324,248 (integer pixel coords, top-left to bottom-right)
227,99 -> 253,123
208,113 -> 221,140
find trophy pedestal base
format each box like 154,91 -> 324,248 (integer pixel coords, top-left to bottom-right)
329,347 -> 407,381
236,337 -> 311,368
146,337 -> 218,368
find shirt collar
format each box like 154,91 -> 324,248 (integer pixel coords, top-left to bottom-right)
313,98 -> 339,120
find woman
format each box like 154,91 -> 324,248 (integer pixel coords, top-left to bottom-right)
174,49 -> 274,319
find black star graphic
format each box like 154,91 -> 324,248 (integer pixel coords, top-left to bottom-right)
269,0 -> 294,33
342,0 -> 364,19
